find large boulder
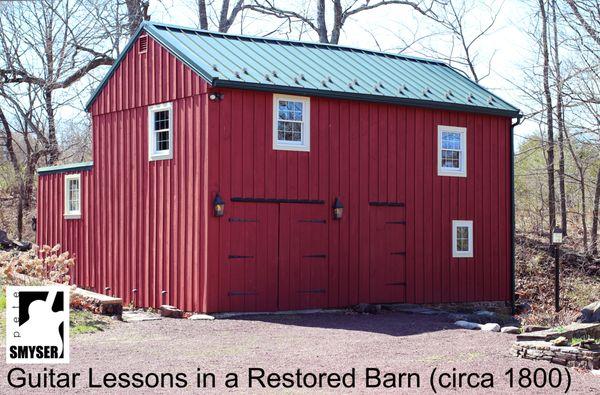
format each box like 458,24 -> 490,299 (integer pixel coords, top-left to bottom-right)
577,301 -> 600,323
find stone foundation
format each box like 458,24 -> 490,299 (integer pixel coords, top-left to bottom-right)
512,341 -> 600,370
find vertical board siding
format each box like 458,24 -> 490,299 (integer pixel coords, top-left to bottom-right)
38,34 -> 512,314
39,35 -> 209,312
208,88 -> 512,312
37,171 -> 94,288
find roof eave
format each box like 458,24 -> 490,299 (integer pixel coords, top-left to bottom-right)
38,161 -> 94,175
212,79 -> 520,118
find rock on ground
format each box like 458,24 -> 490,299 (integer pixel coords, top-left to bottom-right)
455,320 -> 481,330
160,305 -> 184,318
577,301 -> 600,323
189,314 -> 215,321
480,323 -> 501,332
501,326 -> 520,334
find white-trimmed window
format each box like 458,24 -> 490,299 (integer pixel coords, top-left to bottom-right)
273,94 -> 310,151
64,174 -> 81,219
148,102 -> 173,160
438,125 -> 467,177
452,220 -> 473,258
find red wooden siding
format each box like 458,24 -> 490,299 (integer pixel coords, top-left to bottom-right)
206,89 -> 512,312
37,170 -> 95,287
38,34 -> 512,314
40,36 -> 210,312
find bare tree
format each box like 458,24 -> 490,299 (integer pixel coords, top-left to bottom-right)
551,0 -> 567,235
246,0 -> 443,44
125,0 -> 150,36
196,0 -> 246,32
538,0 -> 557,238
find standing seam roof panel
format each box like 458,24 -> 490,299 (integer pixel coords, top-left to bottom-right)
85,21 -> 520,117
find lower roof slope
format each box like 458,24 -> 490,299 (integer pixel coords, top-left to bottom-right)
86,21 -> 520,117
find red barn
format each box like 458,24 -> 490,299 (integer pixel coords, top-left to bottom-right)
37,22 -> 521,313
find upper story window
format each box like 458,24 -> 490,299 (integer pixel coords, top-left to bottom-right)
273,94 -> 310,152
148,102 -> 173,161
438,125 -> 466,177
64,174 -> 81,219
452,220 -> 473,258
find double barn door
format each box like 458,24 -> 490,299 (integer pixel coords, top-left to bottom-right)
221,201 -> 406,312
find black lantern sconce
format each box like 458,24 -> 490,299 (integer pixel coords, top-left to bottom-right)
333,197 -> 343,220
208,92 -> 224,102
213,193 -> 225,217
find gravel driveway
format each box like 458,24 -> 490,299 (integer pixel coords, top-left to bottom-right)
1,310 -> 598,394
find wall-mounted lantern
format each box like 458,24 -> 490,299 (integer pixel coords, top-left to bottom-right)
333,197 -> 343,220
213,193 -> 225,217
208,92 -> 224,102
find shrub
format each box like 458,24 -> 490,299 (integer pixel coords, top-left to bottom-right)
0,244 -> 74,285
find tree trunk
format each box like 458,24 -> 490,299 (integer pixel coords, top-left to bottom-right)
330,0 -> 343,44
316,0 -> 328,43
43,88 -> 60,164
552,0 -> 567,235
539,0 -> 557,239
125,0 -> 150,36
198,0 -> 208,29
592,167 -> 600,255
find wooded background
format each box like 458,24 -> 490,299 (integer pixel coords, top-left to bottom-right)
1,0 -> 599,267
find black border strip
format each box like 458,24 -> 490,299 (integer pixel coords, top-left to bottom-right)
213,80 -> 520,118
231,197 -> 325,204
369,201 -> 405,207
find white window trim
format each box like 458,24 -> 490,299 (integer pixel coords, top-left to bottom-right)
148,102 -> 173,161
64,174 -> 81,220
438,125 -> 467,177
452,220 -> 473,258
272,94 -> 310,152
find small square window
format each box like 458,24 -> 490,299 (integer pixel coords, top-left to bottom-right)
148,103 -> 173,160
64,174 -> 81,219
452,220 -> 473,258
273,94 -> 310,151
438,126 -> 467,177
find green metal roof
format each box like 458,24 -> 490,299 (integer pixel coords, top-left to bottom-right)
38,161 -> 93,175
86,21 -> 519,117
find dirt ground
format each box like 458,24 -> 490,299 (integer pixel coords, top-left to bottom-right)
1,310 -> 599,394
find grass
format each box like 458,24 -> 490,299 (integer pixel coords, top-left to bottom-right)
70,309 -> 110,335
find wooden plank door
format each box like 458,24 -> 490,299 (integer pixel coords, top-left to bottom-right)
221,203 -> 279,312
369,206 -> 406,303
278,204 -> 329,310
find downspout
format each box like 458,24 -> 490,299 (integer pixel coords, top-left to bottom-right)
510,113 -> 523,315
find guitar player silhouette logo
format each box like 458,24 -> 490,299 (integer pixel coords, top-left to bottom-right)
6,286 -> 70,363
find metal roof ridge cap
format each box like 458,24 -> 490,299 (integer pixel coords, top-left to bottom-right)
145,21 -> 447,65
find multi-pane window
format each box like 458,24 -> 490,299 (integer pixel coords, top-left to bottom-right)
148,103 -> 173,160
64,174 -> 81,219
452,220 -> 473,258
438,126 -> 466,177
273,95 -> 310,151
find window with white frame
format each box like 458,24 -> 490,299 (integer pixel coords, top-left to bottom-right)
452,220 -> 473,258
438,125 -> 467,177
273,94 -> 310,151
148,102 -> 173,160
64,174 -> 81,219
